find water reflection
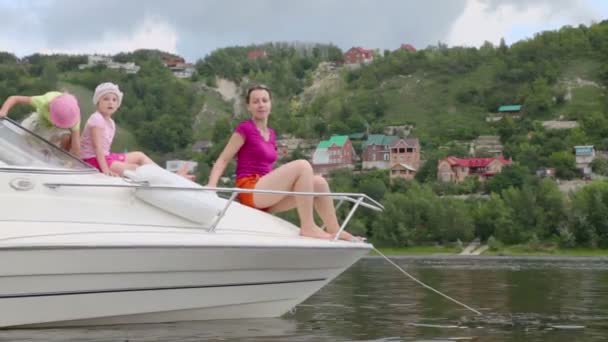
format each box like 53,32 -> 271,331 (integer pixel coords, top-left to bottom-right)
2,256 -> 608,341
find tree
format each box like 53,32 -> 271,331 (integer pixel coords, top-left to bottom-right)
486,164 -> 529,194
548,151 -> 577,179
40,62 -> 59,89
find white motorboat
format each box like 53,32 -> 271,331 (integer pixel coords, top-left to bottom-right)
0,118 -> 382,328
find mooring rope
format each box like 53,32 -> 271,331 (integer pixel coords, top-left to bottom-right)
373,247 -> 483,316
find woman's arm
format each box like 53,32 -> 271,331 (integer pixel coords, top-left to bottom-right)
90,126 -> 115,176
0,96 -> 32,117
206,133 -> 244,187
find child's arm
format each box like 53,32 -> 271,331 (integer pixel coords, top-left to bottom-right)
0,96 -> 32,117
206,132 -> 244,187
68,130 -> 81,156
90,126 -> 116,176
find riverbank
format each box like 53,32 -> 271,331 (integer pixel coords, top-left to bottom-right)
373,245 -> 608,257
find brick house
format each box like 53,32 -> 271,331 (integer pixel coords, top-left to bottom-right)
400,44 -> 417,52
343,47 -> 374,65
247,49 -> 267,60
362,134 -> 399,170
390,163 -> 417,181
162,56 -> 185,67
312,135 -> 355,175
389,138 -> 421,180
437,156 -> 512,183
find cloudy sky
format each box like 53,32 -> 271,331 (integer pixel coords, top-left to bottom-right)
1,0 -> 606,62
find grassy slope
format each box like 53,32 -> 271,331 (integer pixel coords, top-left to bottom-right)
377,58 -> 606,146
192,86 -> 233,140
381,69 -> 492,145
59,82 -> 139,151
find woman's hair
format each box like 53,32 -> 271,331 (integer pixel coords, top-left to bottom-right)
245,84 -> 272,104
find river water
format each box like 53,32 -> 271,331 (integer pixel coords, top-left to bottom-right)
2,256 -> 608,341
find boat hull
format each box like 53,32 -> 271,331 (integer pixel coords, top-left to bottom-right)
0,245 -> 369,328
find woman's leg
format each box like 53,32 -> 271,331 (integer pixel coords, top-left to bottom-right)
125,151 -> 155,166
254,160 -> 332,239
312,175 -> 360,241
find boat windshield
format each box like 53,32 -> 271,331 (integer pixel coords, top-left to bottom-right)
0,118 -> 94,172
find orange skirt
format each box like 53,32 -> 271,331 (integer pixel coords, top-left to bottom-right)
235,175 -> 268,211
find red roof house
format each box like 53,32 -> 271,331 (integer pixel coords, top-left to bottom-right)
247,49 -> 267,60
437,156 -> 512,183
343,47 -> 374,65
400,44 -> 417,52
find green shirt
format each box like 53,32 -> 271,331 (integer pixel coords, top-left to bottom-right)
30,92 -> 80,132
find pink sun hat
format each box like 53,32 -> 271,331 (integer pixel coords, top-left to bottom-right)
49,94 -> 80,129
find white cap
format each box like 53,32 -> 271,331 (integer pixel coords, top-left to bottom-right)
93,82 -> 123,107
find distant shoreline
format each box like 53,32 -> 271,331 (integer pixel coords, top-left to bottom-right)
372,246 -> 608,257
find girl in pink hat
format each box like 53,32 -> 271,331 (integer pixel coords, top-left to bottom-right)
80,82 -> 157,177
0,91 -> 81,155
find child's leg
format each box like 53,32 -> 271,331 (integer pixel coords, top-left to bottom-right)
109,161 -> 139,176
125,151 -> 154,167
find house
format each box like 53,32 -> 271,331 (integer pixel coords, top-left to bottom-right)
343,47 -> 374,67
161,57 -> 192,77
437,156 -> 511,183
498,105 -> 522,117
574,145 -> 595,177
247,50 -> 267,60
470,135 -> 503,157
536,167 -> 556,178
162,56 -> 186,67
362,134 -> 399,170
78,55 -> 140,74
390,163 -> 417,181
169,63 -> 196,78
389,138 -> 420,174
312,135 -> 355,175
166,160 -> 198,174
192,140 -> 213,153
383,124 -> 414,137
400,44 -> 417,52
161,56 -> 196,78
541,120 -> 579,130
275,138 -> 316,159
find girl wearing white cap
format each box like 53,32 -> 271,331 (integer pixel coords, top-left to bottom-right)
80,82 -> 155,176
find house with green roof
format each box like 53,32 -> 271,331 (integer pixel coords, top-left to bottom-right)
312,135 -> 356,175
497,104 -> 523,118
498,105 -> 522,112
361,134 -> 399,170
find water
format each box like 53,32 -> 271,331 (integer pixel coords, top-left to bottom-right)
2,256 -> 608,341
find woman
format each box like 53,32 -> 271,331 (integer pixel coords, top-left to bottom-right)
206,84 -> 360,241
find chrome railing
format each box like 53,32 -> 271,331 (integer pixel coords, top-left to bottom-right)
43,182 -> 384,241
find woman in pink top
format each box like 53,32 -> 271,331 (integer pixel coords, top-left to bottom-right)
80,82 -> 155,176
207,84 -> 360,241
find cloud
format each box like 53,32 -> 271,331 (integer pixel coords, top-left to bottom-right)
0,0 -> 606,61
39,17 -> 178,56
447,0 -> 603,47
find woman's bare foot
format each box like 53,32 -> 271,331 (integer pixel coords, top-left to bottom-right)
300,225 -> 333,239
329,229 -> 366,242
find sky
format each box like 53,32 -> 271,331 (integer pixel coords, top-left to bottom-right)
0,0 -> 607,62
